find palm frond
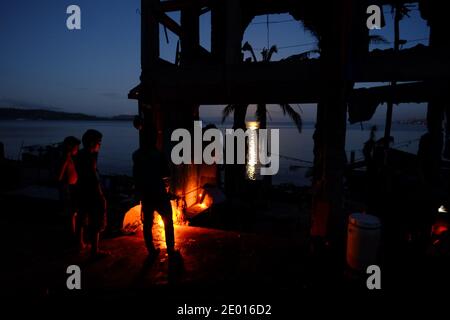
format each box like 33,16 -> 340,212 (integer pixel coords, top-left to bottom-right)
242,41 -> 258,62
283,48 -> 320,62
222,104 -> 236,124
255,104 -> 267,124
369,35 -> 388,45
391,3 -> 411,20
279,104 -> 303,133
266,45 -> 278,62
260,48 -> 268,62
267,110 -> 273,122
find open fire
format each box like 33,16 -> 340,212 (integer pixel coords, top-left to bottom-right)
122,200 -> 187,247
122,189 -> 214,247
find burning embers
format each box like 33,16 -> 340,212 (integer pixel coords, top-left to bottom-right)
122,187 -> 215,248
122,200 -> 187,247
432,205 -> 449,243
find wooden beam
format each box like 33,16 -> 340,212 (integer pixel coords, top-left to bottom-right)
352,47 -> 450,82
200,7 -> 211,15
159,0 -> 211,12
180,6 -> 200,64
130,79 -> 447,105
134,61 -> 322,104
225,0 -> 243,65
141,0 -> 160,69
351,82 -> 448,104
154,10 -> 183,36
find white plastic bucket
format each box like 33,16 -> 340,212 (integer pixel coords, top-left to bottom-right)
346,213 -> 381,271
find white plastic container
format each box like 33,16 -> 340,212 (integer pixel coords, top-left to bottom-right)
346,213 -> 381,271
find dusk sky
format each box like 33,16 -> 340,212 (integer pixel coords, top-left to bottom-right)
0,1 -> 430,122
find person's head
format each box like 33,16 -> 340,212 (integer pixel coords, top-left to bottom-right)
63,136 -> 80,156
82,129 -> 103,153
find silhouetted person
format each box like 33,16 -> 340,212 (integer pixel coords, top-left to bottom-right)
132,127 -> 177,257
58,136 -> 81,247
76,129 -> 108,258
363,126 -> 377,213
363,126 -> 377,165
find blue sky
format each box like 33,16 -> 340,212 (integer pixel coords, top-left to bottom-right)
0,1 -> 430,122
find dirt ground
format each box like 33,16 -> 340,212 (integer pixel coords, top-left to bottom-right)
1,192 -> 450,312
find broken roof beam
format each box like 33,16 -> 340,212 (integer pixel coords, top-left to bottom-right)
130,80 -> 446,106
133,51 -> 450,104
131,80 -> 321,105
133,61 -> 322,104
348,81 -> 446,123
351,81 -> 449,105
244,0 -> 416,16
158,0 -> 417,13
355,46 -> 450,82
155,10 -> 183,36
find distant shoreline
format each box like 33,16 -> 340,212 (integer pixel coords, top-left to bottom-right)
0,118 -> 133,121
0,108 -> 133,121
0,108 -> 426,126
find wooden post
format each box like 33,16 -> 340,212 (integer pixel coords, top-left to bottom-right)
224,0 -> 246,196
141,0 -> 160,70
140,0 -> 161,149
384,3 -> 401,149
210,1 -> 226,61
424,2 -> 447,152
311,0 -> 353,249
180,5 -> 200,65
225,0 -> 242,66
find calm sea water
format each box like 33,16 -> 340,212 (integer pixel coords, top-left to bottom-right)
0,120 -> 426,186
0,120 -> 139,176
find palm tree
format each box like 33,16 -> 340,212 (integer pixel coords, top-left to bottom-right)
221,42 -> 303,133
221,42 -> 303,191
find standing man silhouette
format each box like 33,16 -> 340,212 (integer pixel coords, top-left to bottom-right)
132,122 -> 177,257
76,129 -> 108,258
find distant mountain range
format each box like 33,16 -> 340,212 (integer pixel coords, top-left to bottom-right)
0,108 -> 134,121
395,118 -> 426,125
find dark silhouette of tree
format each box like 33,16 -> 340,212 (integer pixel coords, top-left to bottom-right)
221,42 -> 303,133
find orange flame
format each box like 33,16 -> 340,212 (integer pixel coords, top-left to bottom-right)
122,200 -> 187,235
123,195 -> 211,248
